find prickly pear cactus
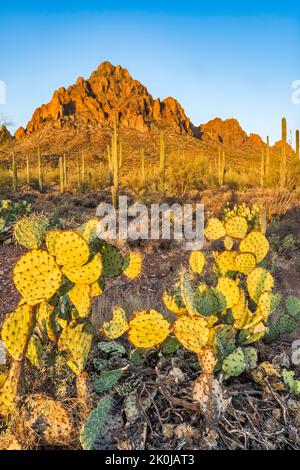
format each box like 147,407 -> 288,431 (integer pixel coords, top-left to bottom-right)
0,219 -> 141,419
14,214 -> 49,249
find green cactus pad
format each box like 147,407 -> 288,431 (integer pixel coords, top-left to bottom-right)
276,314 -> 297,334
80,395 -> 112,450
14,214 -> 49,250
222,347 -> 245,377
243,347 -> 258,370
216,325 -> 236,357
285,296 -> 300,321
100,244 -> 123,277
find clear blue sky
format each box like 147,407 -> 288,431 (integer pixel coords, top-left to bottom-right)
0,1 -> 299,144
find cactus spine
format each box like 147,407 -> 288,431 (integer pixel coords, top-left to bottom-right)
296,130 -> 299,160
12,152 -> 18,191
59,156 -> 64,194
37,143 -> 43,191
159,131 -> 165,189
280,118 -> 287,189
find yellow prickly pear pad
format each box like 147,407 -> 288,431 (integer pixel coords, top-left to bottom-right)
58,320 -> 93,375
239,231 -> 269,263
102,307 -> 129,340
128,310 -> 170,348
216,277 -> 240,309
189,251 -> 206,274
235,252 -> 256,275
225,215 -> 248,239
54,231 -> 90,267
123,251 -> 142,279
68,284 -> 91,318
214,250 -> 237,275
13,250 -> 62,306
62,253 -> 102,285
257,291 -> 275,321
172,315 -> 209,354
224,236 -> 234,251
46,230 -> 62,257
90,281 -> 103,298
162,289 -> 186,315
1,304 -> 35,360
204,218 -> 226,241
37,301 -> 57,342
247,267 -> 274,303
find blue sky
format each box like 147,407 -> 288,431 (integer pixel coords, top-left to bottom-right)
0,1 -> 299,144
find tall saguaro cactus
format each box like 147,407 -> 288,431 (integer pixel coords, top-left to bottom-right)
260,147 -> 265,187
280,118 -> 287,189
81,151 -> 86,181
281,117 -> 287,143
118,138 -> 123,170
12,152 -> 18,191
26,155 -> 30,185
110,114 -> 120,207
59,156 -> 64,194
265,136 -> 270,180
159,131 -> 165,189
296,130 -> 299,160
76,153 -> 82,192
141,148 -> 145,184
37,143 -> 43,192
217,148 -> 225,186
63,153 -> 68,188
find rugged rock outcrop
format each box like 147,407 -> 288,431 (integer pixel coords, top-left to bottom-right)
199,118 -> 248,146
15,61 -> 193,138
0,125 -> 13,144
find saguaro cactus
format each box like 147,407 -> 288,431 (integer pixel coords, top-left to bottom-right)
107,145 -> 112,172
59,156 -> 64,194
296,130 -> 299,160
282,117 -> 287,143
110,114 -> 119,207
118,138 -> 123,170
159,131 -> 165,189
63,153 -> 67,188
12,152 -> 18,191
260,147 -> 265,187
141,148 -> 145,184
217,148 -> 225,186
265,136 -> 270,180
26,155 -> 30,185
280,118 -> 287,189
37,143 -> 43,192
81,151 -> 85,181
76,153 -> 81,192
